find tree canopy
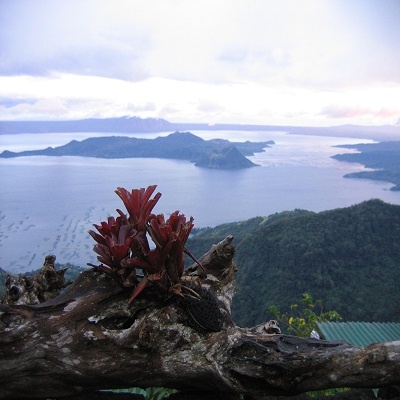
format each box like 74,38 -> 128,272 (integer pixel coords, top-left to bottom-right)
187,199 -> 400,326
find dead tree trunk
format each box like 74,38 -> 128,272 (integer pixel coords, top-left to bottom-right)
1,236 -> 400,399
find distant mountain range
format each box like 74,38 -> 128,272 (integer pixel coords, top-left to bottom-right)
1,116 -> 400,141
0,116 -> 174,134
0,131 -> 274,169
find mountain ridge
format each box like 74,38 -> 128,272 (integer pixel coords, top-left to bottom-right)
1,116 -> 400,141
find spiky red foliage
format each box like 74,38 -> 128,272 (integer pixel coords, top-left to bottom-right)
88,185 -> 194,303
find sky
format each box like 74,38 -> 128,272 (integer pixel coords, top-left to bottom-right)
0,0 -> 399,126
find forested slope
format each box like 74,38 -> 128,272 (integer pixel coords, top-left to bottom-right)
187,200 -> 400,327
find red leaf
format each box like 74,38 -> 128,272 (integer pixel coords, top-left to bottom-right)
93,243 -> 111,258
131,231 -> 150,256
105,237 -> 131,263
128,276 -> 150,303
124,256 -> 152,271
88,229 -> 106,245
148,217 -> 173,245
115,185 -> 161,231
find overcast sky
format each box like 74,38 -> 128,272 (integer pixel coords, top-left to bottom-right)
0,0 -> 399,126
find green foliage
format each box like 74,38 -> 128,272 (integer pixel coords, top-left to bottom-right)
187,199 -> 400,327
111,387 -> 177,399
307,388 -> 350,398
268,293 -> 342,337
185,212 -> 310,266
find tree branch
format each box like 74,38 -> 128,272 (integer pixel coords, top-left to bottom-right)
1,236 -> 399,399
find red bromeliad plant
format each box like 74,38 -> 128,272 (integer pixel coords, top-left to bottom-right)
88,185 -> 195,303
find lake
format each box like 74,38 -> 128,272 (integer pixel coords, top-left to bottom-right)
1,130 -> 399,273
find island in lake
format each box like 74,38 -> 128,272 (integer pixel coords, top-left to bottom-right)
332,141 -> 400,191
0,131 -> 274,170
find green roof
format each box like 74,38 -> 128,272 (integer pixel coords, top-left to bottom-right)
317,321 -> 400,347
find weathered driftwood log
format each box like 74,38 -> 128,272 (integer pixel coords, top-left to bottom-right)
1,236 -> 400,400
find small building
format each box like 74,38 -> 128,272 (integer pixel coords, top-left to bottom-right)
317,321 -> 400,347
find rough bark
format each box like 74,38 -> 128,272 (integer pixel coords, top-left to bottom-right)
1,236 -> 400,399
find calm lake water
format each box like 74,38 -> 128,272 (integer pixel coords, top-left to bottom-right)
1,130 -> 399,272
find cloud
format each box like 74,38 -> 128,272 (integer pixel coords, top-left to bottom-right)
0,98 -> 71,120
2,0 -> 398,87
1,0 -> 399,125
0,0 -> 153,80
321,105 -> 400,121
196,100 -> 225,114
321,106 -> 372,119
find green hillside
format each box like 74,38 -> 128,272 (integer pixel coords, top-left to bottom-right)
187,200 -> 400,327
